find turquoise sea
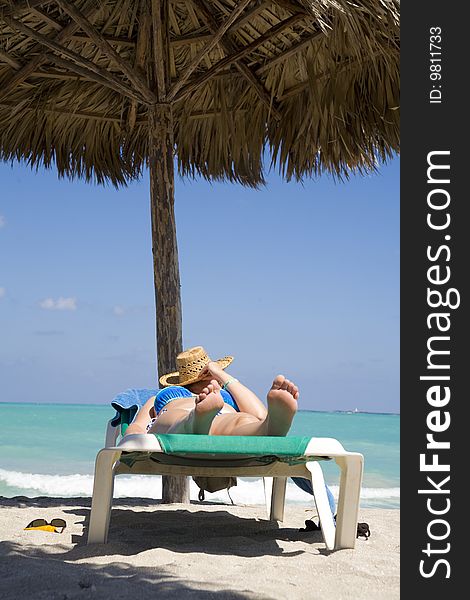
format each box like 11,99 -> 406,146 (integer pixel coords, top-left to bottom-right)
0,403 -> 399,508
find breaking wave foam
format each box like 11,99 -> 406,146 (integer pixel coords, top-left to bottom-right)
0,468 -> 399,506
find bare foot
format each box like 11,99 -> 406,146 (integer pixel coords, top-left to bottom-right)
266,375 -> 299,436
193,380 -> 224,434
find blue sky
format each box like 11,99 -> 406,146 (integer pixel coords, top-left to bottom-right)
0,156 -> 399,412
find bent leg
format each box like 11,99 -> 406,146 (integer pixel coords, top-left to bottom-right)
148,376 -> 299,437
211,375 -> 299,436
150,381 -> 224,435
209,411 -> 267,436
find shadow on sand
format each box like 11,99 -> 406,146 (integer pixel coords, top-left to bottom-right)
0,540 -> 274,600
0,496 -> 325,599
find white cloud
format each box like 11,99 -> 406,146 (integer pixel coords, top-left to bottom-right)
40,297 -> 77,311
0,215 -> 5,228
113,306 -> 125,316
0,287 -> 5,298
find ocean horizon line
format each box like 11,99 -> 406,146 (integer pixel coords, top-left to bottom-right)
0,400 -> 400,416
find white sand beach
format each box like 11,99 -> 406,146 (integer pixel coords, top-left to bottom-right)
0,497 -> 399,600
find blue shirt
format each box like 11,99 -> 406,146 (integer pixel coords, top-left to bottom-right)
155,385 -> 239,414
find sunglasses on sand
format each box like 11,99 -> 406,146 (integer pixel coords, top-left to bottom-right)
24,518 -> 66,533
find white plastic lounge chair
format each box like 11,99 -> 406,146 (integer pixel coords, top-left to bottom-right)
88,412 -> 363,551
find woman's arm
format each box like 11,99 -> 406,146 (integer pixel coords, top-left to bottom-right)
201,362 -> 268,420
123,396 -> 156,435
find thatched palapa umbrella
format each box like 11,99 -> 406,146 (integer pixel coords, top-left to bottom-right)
0,0 -> 399,501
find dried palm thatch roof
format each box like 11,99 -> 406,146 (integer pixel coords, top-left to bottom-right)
0,0 -> 400,186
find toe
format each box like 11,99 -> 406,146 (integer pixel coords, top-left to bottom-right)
272,375 -> 285,389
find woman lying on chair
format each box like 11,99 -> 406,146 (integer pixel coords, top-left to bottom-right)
125,345 -> 337,515
124,346 -> 299,438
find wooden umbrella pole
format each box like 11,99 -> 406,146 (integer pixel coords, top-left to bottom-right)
149,104 -> 181,380
149,0 -> 189,504
149,102 -> 189,504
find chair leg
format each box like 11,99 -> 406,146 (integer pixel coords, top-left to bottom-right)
263,477 -> 287,521
87,449 -> 120,544
263,477 -> 273,519
271,477 -> 287,522
305,461 -> 336,551
334,454 -> 363,549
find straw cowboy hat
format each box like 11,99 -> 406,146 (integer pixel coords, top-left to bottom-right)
159,346 -> 233,387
